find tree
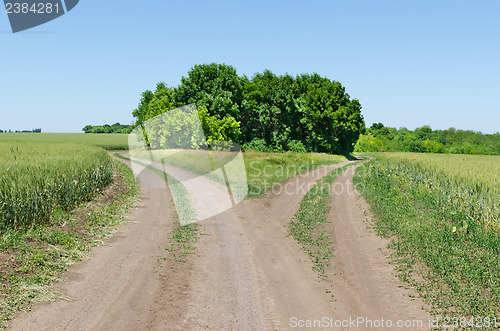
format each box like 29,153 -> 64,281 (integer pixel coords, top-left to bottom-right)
414,125 -> 433,140
295,73 -> 364,154
241,70 -> 301,149
132,82 -> 175,128
354,134 -> 384,152
140,105 -> 240,149
175,63 -> 244,119
370,123 -> 385,131
424,139 -> 443,153
198,106 -> 241,146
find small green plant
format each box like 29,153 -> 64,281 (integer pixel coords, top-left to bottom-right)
167,222 -> 200,263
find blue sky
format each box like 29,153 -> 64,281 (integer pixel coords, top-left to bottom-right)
0,0 -> 499,133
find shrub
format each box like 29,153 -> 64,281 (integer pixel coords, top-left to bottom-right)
243,138 -> 272,152
286,140 -> 307,153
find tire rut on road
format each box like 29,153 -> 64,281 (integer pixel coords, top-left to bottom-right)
326,162 -> 430,330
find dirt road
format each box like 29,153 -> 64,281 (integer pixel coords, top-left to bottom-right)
10,159 -> 430,330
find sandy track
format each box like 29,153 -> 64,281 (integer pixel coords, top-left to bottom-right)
10,158 -> 430,330
326,163 -> 430,330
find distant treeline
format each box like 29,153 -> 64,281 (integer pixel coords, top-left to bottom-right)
0,129 -> 41,133
355,123 -> 500,155
82,123 -> 133,134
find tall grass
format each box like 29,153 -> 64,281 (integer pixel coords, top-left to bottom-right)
375,153 -> 500,229
0,142 -> 112,231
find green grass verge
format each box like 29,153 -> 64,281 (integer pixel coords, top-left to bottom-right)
353,158 -> 500,321
0,159 -> 139,329
288,163 -> 357,280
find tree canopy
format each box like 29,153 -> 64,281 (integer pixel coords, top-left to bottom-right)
132,63 -> 364,155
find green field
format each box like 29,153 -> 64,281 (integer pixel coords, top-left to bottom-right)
354,153 -> 500,319
0,142 -> 113,231
377,152 -> 500,198
0,133 -> 129,150
373,152 -> 500,229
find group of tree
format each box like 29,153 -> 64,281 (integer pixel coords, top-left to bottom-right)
82,123 -> 134,134
131,63 -> 365,155
0,128 -> 41,133
355,123 -> 500,155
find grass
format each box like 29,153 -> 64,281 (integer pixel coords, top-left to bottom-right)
353,153 -> 500,320
0,159 -> 139,329
244,152 -> 349,198
0,133 -> 129,150
0,142 -> 113,231
288,163 -> 357,279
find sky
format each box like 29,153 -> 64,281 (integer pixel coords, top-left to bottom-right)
0,0 -> 499,134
